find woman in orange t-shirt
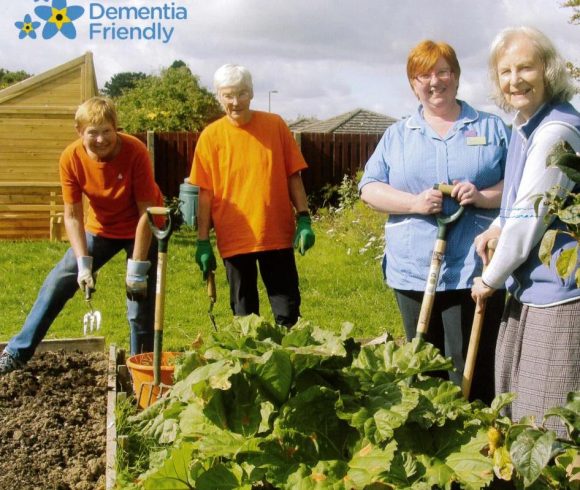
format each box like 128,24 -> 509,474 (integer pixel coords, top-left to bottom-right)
190,64 -> 315,327
0,97 -> 163,374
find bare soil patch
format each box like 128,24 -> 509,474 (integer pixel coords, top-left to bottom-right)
0,350 -> 107,490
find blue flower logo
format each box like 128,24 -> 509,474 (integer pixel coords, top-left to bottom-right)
14,14 -> 41,39
34,0 -> 85,39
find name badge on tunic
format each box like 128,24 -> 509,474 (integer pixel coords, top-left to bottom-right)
466,136 -> 487,145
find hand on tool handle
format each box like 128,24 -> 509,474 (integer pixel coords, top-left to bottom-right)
195,239 -> 217,280
413,187 -> 444,215
450,180 -> 483,207
471,231 -> 501,304
77,256 -> 95,292
474,226 -> 501,267
293,212 -> 315,256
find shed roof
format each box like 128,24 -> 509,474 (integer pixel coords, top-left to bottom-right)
298,108 -> 397,134
0,52 -> 97,112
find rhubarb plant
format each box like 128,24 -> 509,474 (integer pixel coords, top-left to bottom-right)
118,315 -> 579,489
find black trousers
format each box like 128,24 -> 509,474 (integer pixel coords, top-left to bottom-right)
394,288 -> 506,404
223,248 -> 300,327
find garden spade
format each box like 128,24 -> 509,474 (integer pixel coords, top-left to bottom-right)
415,183 -> 464,341
137,206 -> 174,408
207,270 -> 217,331
82,286 -> 101,335
462,238 -> 498,399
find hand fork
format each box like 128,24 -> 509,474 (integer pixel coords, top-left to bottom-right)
83,286 -> 102,335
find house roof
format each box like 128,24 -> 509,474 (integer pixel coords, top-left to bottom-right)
296,108 -> 397,134
287,117 -> 319,131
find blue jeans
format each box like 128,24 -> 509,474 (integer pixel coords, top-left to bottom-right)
6,233 -> 157,362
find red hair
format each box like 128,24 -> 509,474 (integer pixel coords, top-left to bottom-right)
406,40 -> 461,87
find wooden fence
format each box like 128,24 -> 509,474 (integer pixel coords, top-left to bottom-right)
133,131 -> 199,198
136,131 -> 382,197
299,133 -> 381,194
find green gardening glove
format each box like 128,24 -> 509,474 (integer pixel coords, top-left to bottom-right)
293,214 -> 315,256
195,239 -> 217,279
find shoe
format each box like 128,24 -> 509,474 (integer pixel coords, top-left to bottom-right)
0,350 -> 24,374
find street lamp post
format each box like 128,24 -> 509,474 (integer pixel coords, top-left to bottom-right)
268,90 -> 278,112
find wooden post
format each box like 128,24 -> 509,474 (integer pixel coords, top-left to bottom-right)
147,130 -> 155,171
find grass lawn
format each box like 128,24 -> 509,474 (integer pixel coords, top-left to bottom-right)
0,201 -> 403,352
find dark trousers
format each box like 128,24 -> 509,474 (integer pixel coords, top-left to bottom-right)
223,248 -> 300,327
394,288 -> 505,404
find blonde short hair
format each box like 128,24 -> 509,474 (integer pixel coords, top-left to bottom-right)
75,96 -> 118,129
488,26 -> 577,113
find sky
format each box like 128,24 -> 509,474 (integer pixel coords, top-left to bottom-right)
1,0 -> 579,123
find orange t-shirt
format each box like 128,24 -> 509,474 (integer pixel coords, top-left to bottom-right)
190,111 -> 308,258
60,133 -> 163,239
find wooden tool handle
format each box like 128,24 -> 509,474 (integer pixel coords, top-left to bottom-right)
434,183 -> 455,196
461,238 -> 498,398
207,270 -> 216,303
147,206 -> 170,216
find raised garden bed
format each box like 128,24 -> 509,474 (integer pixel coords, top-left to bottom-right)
0,338 -> 122,490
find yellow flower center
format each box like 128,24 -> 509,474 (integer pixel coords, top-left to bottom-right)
49,8 -> 71,30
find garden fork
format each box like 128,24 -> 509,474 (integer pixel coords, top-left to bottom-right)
83,286 -> 102,335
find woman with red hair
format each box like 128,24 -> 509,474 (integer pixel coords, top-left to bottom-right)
360,40 -> 510,403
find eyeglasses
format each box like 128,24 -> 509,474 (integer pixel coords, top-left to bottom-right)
415,69 -> 453,84
220,90 -> 251,103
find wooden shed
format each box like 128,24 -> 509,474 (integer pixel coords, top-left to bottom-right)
0,52 -> 97,240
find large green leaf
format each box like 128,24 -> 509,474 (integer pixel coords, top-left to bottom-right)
347,441 -> 397,487
559,204 -> 580,225
546,140 -> 580,183
251,349 -> 293,404
141,442 -> 196,489
179,397 -> 224,436
556,247 -> 578,279
444,428 -> 494,489
544,391 -> 580,444
372,385 -> 419,441
553,152 -> 580,183
510,429 -> 557,487
416,455 -> 456,490
172,358 -> 242,402
283,461 -> 349,489
539,229 -> 559,267
273,386 -> 351,461
195,463 -> 252,490
353,339 -> 452,378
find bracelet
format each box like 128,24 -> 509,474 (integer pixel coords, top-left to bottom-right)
296,211 -> 310,218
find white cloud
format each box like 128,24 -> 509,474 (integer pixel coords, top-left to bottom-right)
1,0 -> 578,121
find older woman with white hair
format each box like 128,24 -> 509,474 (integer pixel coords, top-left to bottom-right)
189,64 -> 314,327
472,26 -> 580,436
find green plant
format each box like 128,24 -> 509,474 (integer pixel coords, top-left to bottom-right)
308,173 -> 361,211
337,173 -> 360,211
488,392 -> 580,488
120,316 -> 579,489
163,195 -> 185,231
534,140 -> 580,287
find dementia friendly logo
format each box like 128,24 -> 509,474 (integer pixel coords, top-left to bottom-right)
14,1 -> 188,44
15,0 -> 85,40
